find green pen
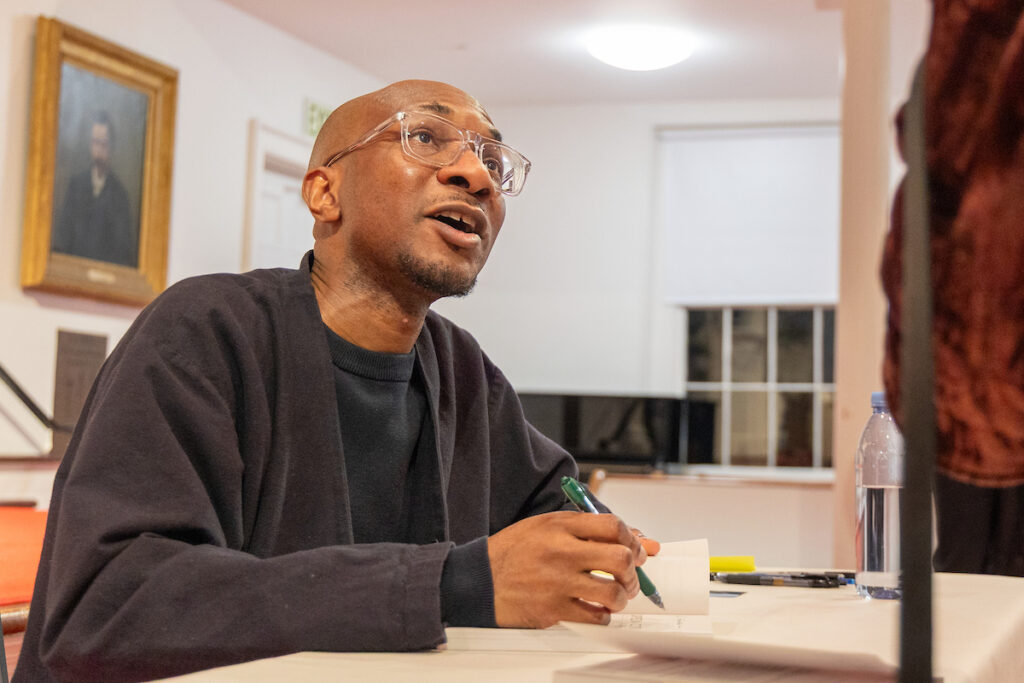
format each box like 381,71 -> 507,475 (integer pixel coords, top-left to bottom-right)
560,475 -> 665,610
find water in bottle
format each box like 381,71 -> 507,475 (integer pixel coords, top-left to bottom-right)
855,391 -> 904,599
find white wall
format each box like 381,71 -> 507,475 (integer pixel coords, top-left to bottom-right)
595,475 -> 835,568
433,97 -> 839,396
0,0 -> 382,460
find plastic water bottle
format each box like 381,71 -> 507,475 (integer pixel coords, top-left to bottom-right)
854,391 -> 904,599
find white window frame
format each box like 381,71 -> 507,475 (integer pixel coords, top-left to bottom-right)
683,305 -> 835,471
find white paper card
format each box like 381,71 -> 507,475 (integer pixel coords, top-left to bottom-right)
621,538 -> 709,616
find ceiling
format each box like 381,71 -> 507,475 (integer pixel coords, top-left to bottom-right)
220,0 -> 844,106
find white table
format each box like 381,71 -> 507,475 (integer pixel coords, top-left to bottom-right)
162,573 -> 1024,682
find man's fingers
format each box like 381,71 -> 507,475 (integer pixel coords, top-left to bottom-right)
580,568 -> 634,609
561,513 -> 651,580
566,513 -> 640,550
639,536 -> 661,558
565,598 -> 613,625
629,527 -> 661,560
573,544 -> 639,600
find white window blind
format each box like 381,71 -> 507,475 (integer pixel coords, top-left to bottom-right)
658,125 -> 840,306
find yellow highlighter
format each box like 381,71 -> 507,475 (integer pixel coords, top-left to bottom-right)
710,556 -> 756,573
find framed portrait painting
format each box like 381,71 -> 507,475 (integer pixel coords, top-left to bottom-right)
20,17 -> 178,306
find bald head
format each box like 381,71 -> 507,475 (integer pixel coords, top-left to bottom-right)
307,80 -> 496,171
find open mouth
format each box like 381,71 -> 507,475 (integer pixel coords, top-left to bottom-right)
431,212 -> 476,234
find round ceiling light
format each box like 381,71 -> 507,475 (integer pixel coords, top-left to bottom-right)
584,24 -> 695,71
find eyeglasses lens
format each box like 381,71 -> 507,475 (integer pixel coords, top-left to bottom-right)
401,114 -> 526,196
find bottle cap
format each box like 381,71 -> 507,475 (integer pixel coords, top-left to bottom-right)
870,391 -> 888,410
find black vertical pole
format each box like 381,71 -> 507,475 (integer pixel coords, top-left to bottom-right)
898,61 -> 936,682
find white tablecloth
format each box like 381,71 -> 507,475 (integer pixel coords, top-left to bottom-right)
164,572 -> 1024,682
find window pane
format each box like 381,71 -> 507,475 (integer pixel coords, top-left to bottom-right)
822,391 -> 834,467
777,391 -> 813,467
731,309 -> 767,382
730,391 -> 767,466
823,308 -> 835,383
684,391 -> 721,464
687,310 -> 722,382
777,310 -> 813,383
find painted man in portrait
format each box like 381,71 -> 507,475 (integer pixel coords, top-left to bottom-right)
51,110 -> 137,267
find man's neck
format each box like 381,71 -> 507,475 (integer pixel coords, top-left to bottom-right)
91,166 -> 108,197
311,257 -> 430,354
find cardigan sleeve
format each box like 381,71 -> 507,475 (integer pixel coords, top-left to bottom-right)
484,362 -> 579,524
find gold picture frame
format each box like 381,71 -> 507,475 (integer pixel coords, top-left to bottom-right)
20,16 -> 178,306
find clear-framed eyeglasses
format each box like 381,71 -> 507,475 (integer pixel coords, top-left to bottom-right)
323,111 -> 532,196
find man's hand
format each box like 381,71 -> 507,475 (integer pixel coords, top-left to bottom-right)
632,528 -> 661,558
487,511 -> 650,629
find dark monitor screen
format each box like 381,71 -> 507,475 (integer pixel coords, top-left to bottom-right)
517,393 -> 682,467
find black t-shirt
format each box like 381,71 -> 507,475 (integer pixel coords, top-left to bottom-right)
325,325 -> 431,543
325,325 -> 495,626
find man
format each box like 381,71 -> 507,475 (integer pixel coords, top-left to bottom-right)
51,110 -> 137,267
16,81 -> 656,682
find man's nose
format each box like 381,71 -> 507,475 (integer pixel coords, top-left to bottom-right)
436,146 -> 493,196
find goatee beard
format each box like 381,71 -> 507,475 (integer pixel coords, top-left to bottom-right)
397,252 -> 477,299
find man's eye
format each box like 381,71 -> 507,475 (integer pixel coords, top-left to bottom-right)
483,152 -> 507,174
411,130 -> 435,145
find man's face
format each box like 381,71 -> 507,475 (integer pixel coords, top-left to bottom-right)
90,123 -> 111,173
331,90 -> 508,301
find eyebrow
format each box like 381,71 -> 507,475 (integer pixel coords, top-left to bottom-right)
415,101 -> 503,142
419,101 -> 453,116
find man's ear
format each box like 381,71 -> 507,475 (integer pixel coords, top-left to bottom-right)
302,167 -> 342,222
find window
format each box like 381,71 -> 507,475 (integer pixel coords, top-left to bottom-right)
684,306 -> 835,469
